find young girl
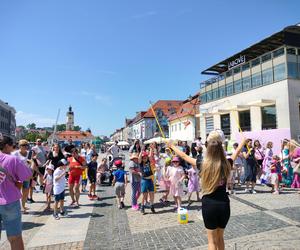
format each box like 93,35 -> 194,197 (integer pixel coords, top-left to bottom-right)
269,155 -> 281,194
159,157 -> 171,203
187,163 -> 200,204
169,156 -> 185,210
97,158 -> 108,185
44,164 -> 54,209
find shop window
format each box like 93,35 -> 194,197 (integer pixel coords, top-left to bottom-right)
219,86 -> 226,98
205,116 -> 214,133
226,82 -> 233,96
287,48 -> 296,55
200,93 -> 207,104
261,105 -> 277,130
252,72 -> 262,88
273,47 -> 284,58
239,110 -> 251,131
262,68 -> 273,85
234,79 -> 242,93
221,114 -> 231,137
288,62 -> 298,79
206,91 -> 213,102
242,76 -> 251,91
274,63 -> 286,81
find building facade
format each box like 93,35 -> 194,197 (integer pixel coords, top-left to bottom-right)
199,24 -> 300,153
0,99 -> 16,138
169,93 -> 200,142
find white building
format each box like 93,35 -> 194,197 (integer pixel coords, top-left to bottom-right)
199,24 -> 300,153
0,99 -> 16,139
169,93 -> 200,142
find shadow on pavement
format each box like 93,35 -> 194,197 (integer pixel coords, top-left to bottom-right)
98,196 -> 115,201
66,213 -> 104,219
22,222 -> 45,231
80,202 -> 112,208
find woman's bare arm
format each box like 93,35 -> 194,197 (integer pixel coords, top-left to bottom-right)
232,138 -> 246,161
167,142 -> 197,166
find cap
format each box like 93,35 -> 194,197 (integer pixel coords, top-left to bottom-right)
165,157 -> 171,164
172,156 -> 180,162
59,159 -> 68,166
46,164 -> 54,171
114,159 -> 122,166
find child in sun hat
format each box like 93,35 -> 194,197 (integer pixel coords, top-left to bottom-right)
169,156 -> 185,210
128,153 -> 141,210
44,164 -> 54,209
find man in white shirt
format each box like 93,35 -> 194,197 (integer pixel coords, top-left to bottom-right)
108,141 -> 120,159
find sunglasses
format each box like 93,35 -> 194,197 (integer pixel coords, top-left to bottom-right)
20,144 -> 28,147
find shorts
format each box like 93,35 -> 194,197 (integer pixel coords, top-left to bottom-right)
81,179 -> 87,186
0,200 -> 22,237
115,182 -> 125,197
202,198 -> 230,230
88,170 -> 97,184
270,173 -> 278,185
141,179 -> 154,193
68,175 -> 81,185
54,190 -> 65,202
23,180 -> 30,189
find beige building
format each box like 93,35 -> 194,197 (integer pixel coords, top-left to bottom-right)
199,24 -> 300,153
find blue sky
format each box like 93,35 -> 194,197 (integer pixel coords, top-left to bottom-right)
1,0 -> 299,136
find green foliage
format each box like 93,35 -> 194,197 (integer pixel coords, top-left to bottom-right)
26,123 -> 36,129
74,125 -> 81,131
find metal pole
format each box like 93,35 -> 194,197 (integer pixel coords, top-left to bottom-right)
51,109 -> 60,147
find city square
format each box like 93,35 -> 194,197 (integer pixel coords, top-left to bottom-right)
1,1 -> 300,250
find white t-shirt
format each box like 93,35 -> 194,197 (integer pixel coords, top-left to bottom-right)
109,145 -> 119,158
53,168 -> 66,195
12,150 -> 29,165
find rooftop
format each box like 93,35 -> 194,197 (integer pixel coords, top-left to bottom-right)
201,23 -> 300,75
143,100 -> 183,119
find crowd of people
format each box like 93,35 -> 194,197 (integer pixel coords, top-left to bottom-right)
1,133 -> 300,250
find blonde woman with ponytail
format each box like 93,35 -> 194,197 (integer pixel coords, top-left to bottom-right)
168,131 -> 246,250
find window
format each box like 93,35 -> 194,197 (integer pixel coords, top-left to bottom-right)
274,63 -> 286,81
212,89 -> 218,100
206,91 -> 212,102
226,70 -> 232,77
251,58 -> 260,67
287,48 -> 296,55
205,116 -> 214,133
221,114 -> 230,137
242,63 -> 250,71
262,68 -> 273,85
288,62 -> 298,79
233,66 -> 241,74
226,82 -> 233,96
242,76 -> 251,90
219,86 -> 226,98
200,93 -> 207,104
261,53 -> 271,63
252,72 -> 262,88
239,110 -> 251,131
273,47 -> 284,58
179,123 -> 181,131
175,124 -> 177,131
261,105 -> 277,130
234,79 -> 242,93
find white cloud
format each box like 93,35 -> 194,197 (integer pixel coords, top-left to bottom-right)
16,111 -> 56,127
132,11 -> 157,19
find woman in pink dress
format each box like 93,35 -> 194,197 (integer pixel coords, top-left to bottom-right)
290,140 -> 300,189
169,156 -> 185,210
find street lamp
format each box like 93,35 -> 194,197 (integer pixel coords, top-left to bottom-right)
188,94 -> 198,140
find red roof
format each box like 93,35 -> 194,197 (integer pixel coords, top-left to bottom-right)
143,100 -> 183,119
168,94 -> 200,122
54,131 -> 94,140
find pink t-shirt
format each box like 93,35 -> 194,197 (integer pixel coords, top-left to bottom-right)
0,152 -> 32,205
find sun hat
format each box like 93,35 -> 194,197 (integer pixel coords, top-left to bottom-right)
46,164 -> 54,171
130,153 -> 139,160
165,157 -> 171,164
172,156 -> 180,162
58,159 -> 68,166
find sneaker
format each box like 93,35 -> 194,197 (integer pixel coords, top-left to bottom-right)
251,189 -> 257,194
60,210 -> 67,217
27,199 -> 33,204
150,205 -> 155,214
69,201 -> 76,207
140,205 -> 145,214
92,195 -> 98,200
53,213 -> 60,220
88,194 -> 93,200
244,188 -> 250,193
273,190 -> 279,195
132,205 -> 139,211
120,201 -> 125,209
159,198 -> 164,203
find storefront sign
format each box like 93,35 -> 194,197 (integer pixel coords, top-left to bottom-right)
228,55 -> 246,70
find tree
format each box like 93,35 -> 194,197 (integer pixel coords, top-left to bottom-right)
24,132 -> 39,142
55,124 -> 66,131
74,125 -> 81,131
26,123 -> 36,129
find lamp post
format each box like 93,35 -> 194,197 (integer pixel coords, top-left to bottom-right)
188,95 -> 198,140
